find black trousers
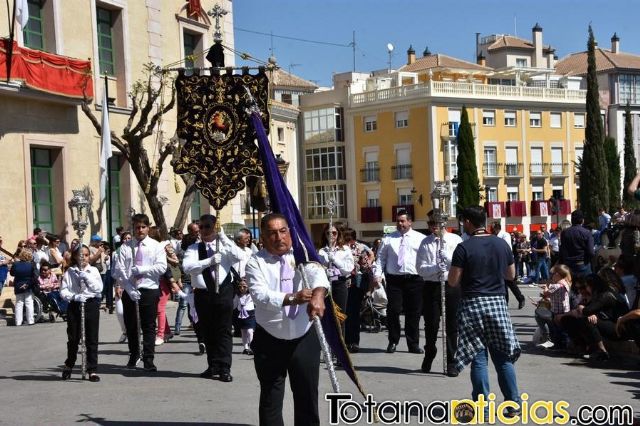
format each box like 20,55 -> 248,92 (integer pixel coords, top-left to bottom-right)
331,278 -> 349,338
122,288 -> 159,361
252,326 -> 320,426
194,284 -> 234,372
65,298 -> 100,373
422,281 -> 460,364
385,274 -> 424,348
504,280 -> 524,304
345,279 -> 366,345
101,273 -> 113,310
561,315 -> 617,346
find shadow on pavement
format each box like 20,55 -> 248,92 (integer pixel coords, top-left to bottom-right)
0,363 -> 204,381
354,365 -> 421,375
78,415 -> 254,426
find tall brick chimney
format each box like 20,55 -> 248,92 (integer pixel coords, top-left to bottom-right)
611,33 -> 620,53
407,45 -> 416,65
532,23 -> 543,68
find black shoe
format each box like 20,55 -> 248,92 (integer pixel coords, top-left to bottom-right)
143,360 -> 157,372
348,344 -> 360,354
517,297 -> 526,310
446,364 -> 459,377
198,343 -> 206,355
386,343 -> 397,353
88,373 -> 101,382
583,350 -> 610,361
408,346 -> 424,354
126,355 -> 140,369
61,366 -> 72,380
242,348 -> 254,356
421,354 -> 435,373
503,406 -> 521,418
218,372 -> 233,382
200,368 -> 213,379
108,307 -> 114,314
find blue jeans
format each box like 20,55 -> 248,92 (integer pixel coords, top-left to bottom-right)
174,283 -> 192,334
470,347 -> 521,415
535,258 -> 549,282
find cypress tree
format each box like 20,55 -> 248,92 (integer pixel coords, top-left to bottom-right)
579,25 -> 609,223
622,102 -> 640,209
456,106 -> 481,210
604,136 -> 621,211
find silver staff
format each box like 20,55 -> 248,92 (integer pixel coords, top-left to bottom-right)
430,182 -> 451,376
79,270 -> 87,380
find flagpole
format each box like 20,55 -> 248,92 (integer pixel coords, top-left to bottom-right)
104,74 -> 113,243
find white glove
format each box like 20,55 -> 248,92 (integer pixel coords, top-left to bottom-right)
219,226 -> 225,237
78,271 -> 90,282
129,289 -> 141,302
438,262 -> 448,274
131,266 -> 141,276
210,253 -> 222,265
74,294 -> 88,303
327,253 -> 336,264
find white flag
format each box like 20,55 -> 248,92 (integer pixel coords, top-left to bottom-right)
99,87 -> 113,203
16,0 -> 30,28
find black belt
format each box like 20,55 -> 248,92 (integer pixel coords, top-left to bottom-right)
388,273 -> 420,279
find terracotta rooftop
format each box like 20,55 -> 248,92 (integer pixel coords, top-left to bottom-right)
269,69 -> 317,90
556,48 -> 640,75
399,53 -> 492,73
486,35 -> 534,51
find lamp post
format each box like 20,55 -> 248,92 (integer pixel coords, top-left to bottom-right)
430,181 -> 451,376
67,189 -> 90,380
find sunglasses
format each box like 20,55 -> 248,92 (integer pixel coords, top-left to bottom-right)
201,224 -> 214,230
326,231 -> 337,236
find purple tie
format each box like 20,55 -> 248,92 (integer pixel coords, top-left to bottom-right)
397,235 -> 406,269
134,240 -> 143,281
207,244 -> 216,282
280,256 -> 297,318
238,295 -> 250,319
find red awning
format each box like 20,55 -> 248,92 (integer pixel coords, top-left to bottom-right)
1,38 -> 93,99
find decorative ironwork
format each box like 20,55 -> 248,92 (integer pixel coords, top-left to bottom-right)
207,4 -> 227,42
173,69 -> 269,210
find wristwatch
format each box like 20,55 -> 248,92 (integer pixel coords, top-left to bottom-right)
288,294 -> 296,305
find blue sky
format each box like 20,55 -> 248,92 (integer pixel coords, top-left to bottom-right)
232,0 -> 639,87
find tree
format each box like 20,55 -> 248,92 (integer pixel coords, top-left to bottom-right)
579,26 -> 609,223
82,63 -> 196,239
623,102 -> 640,209
455,106 -> 481,210
604,136 -> 621,211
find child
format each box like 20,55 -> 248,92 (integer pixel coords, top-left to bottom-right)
233,278 -> 255,355
535,264 -> 572,349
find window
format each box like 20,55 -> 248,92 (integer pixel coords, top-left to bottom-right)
190,192 -> 202,222
281,93 -> 293,105
619,74 -> 640,104
507,186 -> 519,201
364,115 -> 377,132
505,147 -> 519,176
366,190 -> 380,207
363,151 -> 379,182
183,31 -> 200,69
485,186 -> 498,202
394,148 -> 411,179
482,110 -> 495,126
306,185 -> 346,219
277,127 -> 284,142
574,113 -> 585,128
448,109 -> 461,136
108,155 -> 123,233
395,111 -> 409,128
398,188 -> 413,205
484,147 -> 498,176
532,185 -> 544,201
305,147 -> 345,182
529,112 -> 541,127
550,112 -> 562,128
575,146 -> 583,163
31,148 -> 54,231
303,107 -> 343,143
530,148 -> 543,175
97,7 -> 115,75
23,0 -> 44,50
551,148 -> 564,174
516,58 -> 528,67
444,141 -> 458,179
504,111 -> 516,127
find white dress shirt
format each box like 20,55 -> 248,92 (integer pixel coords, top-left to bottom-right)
234,293 -> 255,312
416,231 -> 463,282
60,265 -> 103,301
232,246 -> 254,278
111,236 -> 167,296
374,228 -> 426,278
318,245 -> 355,277
496,230 -> 512,248
246,249 -> 329,340
182,232 -> 243,290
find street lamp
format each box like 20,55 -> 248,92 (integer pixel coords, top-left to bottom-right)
68,190 -> 90,242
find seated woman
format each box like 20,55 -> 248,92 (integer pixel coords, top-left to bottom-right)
37,262 -> 68,318
558,274 -> 628,361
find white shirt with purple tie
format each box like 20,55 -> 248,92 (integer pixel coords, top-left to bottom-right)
182,231 -> 244,290
112,236 -> 167,298
374,229 -> 426,279
246,249 -> 329,340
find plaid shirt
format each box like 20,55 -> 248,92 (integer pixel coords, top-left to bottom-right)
547,280 -> 570,314
454,296 -> 521,372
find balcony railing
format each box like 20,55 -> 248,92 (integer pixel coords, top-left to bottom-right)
440,122 -> 477,140
392,164 -> 412,180
361,206 -> 382,223
504,163 -> 524,178
360,167 -> 380,182
483,163 -> 501,178
549,162 -> 569,177
350,80 -> 587,107
529,163 -> 547,177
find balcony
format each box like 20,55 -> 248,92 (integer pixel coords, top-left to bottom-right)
361,206 -> 382,223
360,167 -> 380,183
483,163 -> 502,178
392,205 -> 414,222
531,200 -> 550,216
506,200 -> 527,217
504,163 -> 524,178
0,38 -> 94,100
529,163 -> 547,177
350,80 -> 586,107
485,201 -> 506,218
549,163 -> 569,177
392,164 -> 412,180
440,121 -> 477,141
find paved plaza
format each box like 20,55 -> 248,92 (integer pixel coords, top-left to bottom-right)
0,285 -> 638,425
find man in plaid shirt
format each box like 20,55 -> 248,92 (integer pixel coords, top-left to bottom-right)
448,206 -> 522,419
